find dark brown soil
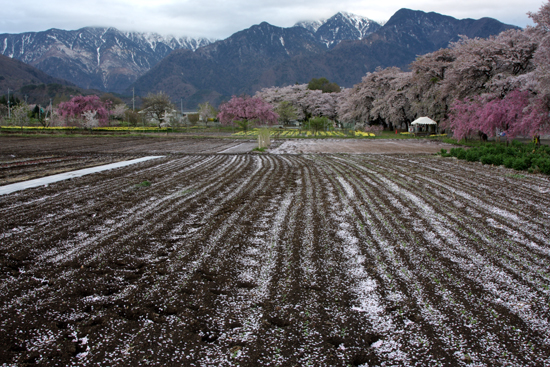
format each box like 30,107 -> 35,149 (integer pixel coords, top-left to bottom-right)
0,136 -> 255,185
270,139 -> 456,154
0,137 -> 549,366
0,136 -> 253,156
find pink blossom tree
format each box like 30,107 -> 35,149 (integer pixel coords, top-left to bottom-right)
256,84 -> 312,121
337,67 -> 412,130
448,97 -> 484,141
58,95 -> 111,127
449,90 -> 549,141
217,96 -> 278,131
512,96 -> 550,139
303,89 -> 339,120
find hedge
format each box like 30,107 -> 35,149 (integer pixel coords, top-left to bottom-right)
440,141 -> 550,175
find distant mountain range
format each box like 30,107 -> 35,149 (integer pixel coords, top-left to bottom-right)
0,28 -> 215,92
130,9 -> 518,108
1,9 -> 518,108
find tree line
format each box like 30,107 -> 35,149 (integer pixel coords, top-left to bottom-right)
250,2 -> 550,140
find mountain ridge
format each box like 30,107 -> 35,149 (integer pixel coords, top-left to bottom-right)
0,53 -> 74,90
129,8 -> 518,108
0,27 -> 216,92
1,9 -> 519,109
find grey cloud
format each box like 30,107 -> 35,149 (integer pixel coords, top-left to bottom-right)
0,0 -> 541,38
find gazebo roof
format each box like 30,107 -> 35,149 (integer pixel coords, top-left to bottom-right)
411,117 -> 437,125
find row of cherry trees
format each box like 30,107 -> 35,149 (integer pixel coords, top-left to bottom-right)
216,82 -> 343,129
256,84 -> 340,122
252,1 -> 550,139
0,94 -> 130,128
353,0 -> 550,138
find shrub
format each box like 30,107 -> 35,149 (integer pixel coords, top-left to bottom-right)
456,149 -> 467,160
533,158 -> 550,175
305,116 -> 331,134
503,157 -> 516,169
442,141 -> 550,175
512,158 -> 529,171
480,155 -> 493,165
492,154 -> 504,166
466,150 -> 480,162
449,148 -> 462,157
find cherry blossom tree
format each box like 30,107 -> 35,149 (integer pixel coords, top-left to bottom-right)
58,95 -> 111,127
447,97 -> 484,141
407,49 -> 455,122
304,89 -> 339,120
198,102 -> 217,127
218,96 -> 278,130
472,91 -> 526,139
449,90 -> 549,141
82,110 -> 99,129
256,84 -> 311,121
110,104 -> 128,121
528,1 -> 550,96
256,83 -> 343,121
512,95 -> 550,139
337,67 -> 412,130
11,103 -> 31,126
336,71 -> 381,125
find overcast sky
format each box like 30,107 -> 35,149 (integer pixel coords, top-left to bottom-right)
0,0 -> 544,39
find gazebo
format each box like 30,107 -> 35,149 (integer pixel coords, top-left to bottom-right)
410,117 -> 438,136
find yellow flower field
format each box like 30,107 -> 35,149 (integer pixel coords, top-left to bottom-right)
232,129 -> 375,138
1,126 -> 169,131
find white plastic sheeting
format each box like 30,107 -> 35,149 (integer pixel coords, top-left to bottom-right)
0,156 -> 164,196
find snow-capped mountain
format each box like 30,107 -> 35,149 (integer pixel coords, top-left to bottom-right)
294,12 -> 382,48
2,9 -> 517,103
133,9 -> 517,108
0,27 -> 215,92
293,19 -> 325,33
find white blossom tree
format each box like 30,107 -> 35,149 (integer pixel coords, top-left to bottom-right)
82,110 -> 99,129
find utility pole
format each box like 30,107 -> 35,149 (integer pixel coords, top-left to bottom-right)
180,97 -> 183,129
49,98 -> 53,124
7,88 -> 11,119
132,88 -> 135,111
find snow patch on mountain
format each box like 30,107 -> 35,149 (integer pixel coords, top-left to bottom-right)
294,19 -> 326,33
0,27 -> 217,91
294,12 -> 382,48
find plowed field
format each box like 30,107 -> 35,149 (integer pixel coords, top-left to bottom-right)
1,152 -> 550,366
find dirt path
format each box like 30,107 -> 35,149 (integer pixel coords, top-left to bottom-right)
0,153 -> 549,366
